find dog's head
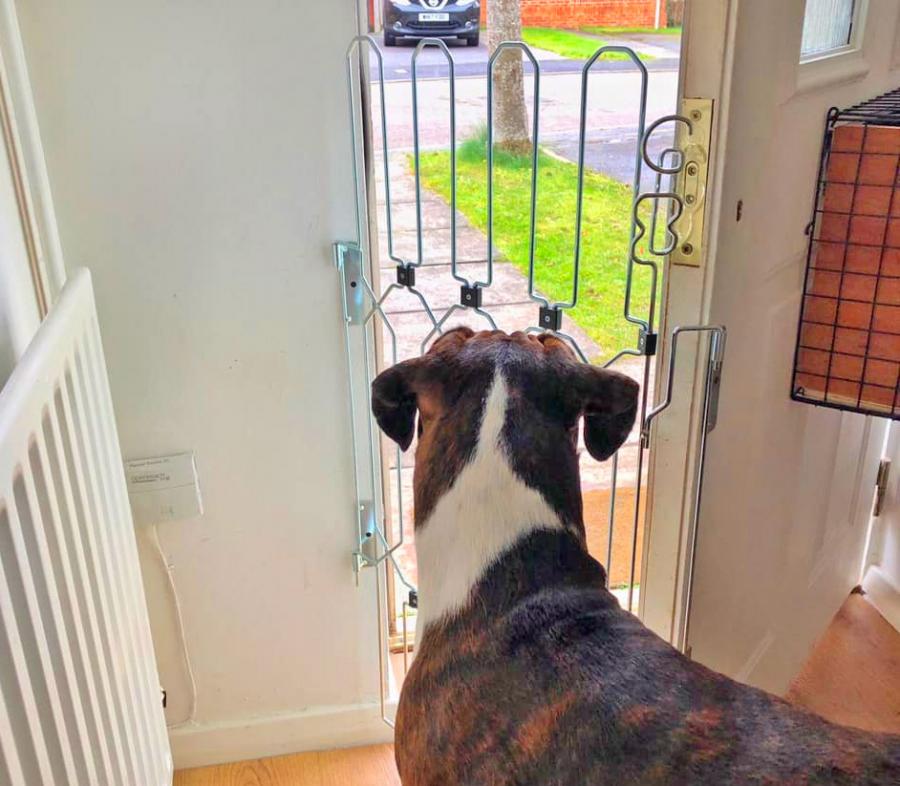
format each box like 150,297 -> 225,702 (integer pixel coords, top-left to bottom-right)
372,328 -> 639,531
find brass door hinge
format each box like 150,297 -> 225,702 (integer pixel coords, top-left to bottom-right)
671,98 -> 714,268
874,459 -> 891,516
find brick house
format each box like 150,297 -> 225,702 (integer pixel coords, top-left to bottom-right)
479,0 -> 666,29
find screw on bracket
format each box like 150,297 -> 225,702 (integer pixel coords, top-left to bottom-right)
539,306 -> 563,332
461,285 -> 483,308
396,264 -> 416,288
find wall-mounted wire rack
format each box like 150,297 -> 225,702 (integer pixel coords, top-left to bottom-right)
792,87 -> 900,419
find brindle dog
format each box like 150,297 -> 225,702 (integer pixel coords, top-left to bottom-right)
372,327 -> 900,786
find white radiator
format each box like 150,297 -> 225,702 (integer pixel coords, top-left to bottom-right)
0,269 -> 171,785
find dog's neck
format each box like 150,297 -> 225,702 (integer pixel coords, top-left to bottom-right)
414,370 -> 584,638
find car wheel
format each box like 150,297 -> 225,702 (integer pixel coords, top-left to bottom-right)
384,32 -> 397,47
466,34 -> 480,47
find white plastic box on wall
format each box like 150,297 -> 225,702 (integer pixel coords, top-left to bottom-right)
125,452 -> 203,526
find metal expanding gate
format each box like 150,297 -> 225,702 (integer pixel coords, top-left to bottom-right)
335,35 -> 725,726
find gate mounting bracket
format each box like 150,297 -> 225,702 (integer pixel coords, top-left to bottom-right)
671,98 -> 713,268
334,241 -> 366,325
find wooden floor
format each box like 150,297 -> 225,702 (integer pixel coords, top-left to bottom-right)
173,744 -> 401,786
175,594 -> 899,785
786,592 -> 900,733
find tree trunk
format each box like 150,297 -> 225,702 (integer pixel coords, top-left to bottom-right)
667,0 -> 685,27
488,0 -> 530,153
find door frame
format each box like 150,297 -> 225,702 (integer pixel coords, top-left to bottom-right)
641,0 -> 738,645
0,0 -> 67,310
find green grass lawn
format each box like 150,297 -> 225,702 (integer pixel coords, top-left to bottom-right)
583,26 -> 682,37
521,27 -> 650,62
412,131 -> 658,359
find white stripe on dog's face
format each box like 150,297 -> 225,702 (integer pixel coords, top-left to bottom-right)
414,369 -> 564,639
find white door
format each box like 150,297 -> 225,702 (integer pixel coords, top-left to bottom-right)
862,422 -> 900,631
646,0 -> 898,693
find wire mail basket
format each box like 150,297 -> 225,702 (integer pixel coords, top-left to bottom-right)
792,87 -> 900,419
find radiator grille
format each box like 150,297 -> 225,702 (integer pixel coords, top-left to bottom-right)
0,269 -> 171,785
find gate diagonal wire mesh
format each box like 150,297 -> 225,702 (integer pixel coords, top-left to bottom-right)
337,35 -> 723,724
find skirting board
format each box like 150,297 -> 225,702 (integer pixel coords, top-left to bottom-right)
863,565 -> 900,633
168,700 -> 396,770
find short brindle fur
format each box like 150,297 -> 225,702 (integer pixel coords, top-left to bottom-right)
372,328 -> 900,786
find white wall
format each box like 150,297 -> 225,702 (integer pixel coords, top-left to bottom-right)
15,1 -> 388,768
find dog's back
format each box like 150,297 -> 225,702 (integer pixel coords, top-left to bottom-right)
397,529 -> 900,786
372,329 -> 900,786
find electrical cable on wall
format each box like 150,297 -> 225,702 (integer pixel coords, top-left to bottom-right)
151,523 -> 199,727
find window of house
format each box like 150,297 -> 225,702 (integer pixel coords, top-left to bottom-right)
801,0 -> 859,60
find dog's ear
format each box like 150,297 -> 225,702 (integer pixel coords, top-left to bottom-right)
573,366 -> 639,461
372,327 -> 474,450
371,358 -> 422,451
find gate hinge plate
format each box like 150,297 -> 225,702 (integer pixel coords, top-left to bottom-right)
353,500 -> 378,572
334,241 -> 366,325
874,459 -> 891,516
671,98 -> 713,268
